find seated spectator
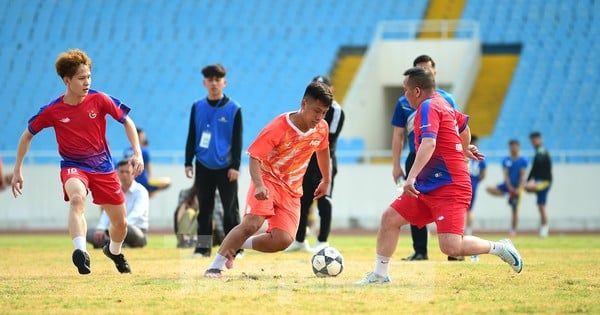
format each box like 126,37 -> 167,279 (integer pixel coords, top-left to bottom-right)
86,159 -> 149,248
174,185 -> 225,248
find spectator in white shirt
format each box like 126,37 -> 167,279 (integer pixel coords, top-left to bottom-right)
87,159 -> 150,248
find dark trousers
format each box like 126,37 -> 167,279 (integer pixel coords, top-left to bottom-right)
194,161 -> 240,250
405,152 -> 428,255
296,156 -> 336,243
86,225 -> 147,248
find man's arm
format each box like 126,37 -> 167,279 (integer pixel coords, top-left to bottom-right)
123,117 -> 144,177
249,157 -> 268,200
11,129 -> 34,197
314,147 -> 331,199
404,137 -> 436,196
391,126 -> 406,183
185,105 -> 196,178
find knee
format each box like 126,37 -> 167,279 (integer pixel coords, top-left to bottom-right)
69,193 -> 86,212
111,218 -> 128,231
439,242 -> 461,257
380,208 -> 404,229
238,222 -> 260,238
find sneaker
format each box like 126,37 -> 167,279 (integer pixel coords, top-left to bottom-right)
193,247 -> 211,257
204,268 -> 223,278
447,256 -> 465,261
401,252 -> 428,261
355,272 -> 392,285
284,240 -> 310,252
497,239 -> 523,273
539,225 -> 549,238
102,245 -> 131,273
312,241 -> 329,253
72,249 -> 91,275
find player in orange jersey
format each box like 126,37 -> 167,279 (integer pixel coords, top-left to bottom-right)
204,81 -> 333,278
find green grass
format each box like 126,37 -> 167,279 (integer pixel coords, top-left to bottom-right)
1,234 -> 599,314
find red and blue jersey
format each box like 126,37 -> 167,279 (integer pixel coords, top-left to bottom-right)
27,90 -> 130,173
414,92 -> 470,193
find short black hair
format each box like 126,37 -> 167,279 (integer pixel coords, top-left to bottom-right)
117,159 -> 131,167
413,55 -> 436,68
201,64 -> 226,78
403,67 -> 436,91
509,139 -> 520,146
312,75 -> 332,87
529,131 -> 542,138
304,81 -> 333,107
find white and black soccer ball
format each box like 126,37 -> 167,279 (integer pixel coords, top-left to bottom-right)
311,246 -> 344,277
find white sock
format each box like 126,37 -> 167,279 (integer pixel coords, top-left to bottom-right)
488,241 -> 504,255
241,236 -> 254,250
72,236 -> 87,252
109,240 -> 123,255
374,254 -> 391,277
209,253 -> 228,270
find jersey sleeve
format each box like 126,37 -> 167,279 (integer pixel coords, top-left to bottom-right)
101,93 -> 131,123
455,111 -> 470,133
417,100 -> 439,139
247,118 -> 281,161
27,103 -> 56,135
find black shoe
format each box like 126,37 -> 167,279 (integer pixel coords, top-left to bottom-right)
72,249 -> 91,274
401,253 -> 428,261
193,247 -> 211,257
102,245 -> 131,273
447,256 -> 465,261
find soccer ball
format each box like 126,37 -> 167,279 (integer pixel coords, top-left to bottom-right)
311,246 -> 344,277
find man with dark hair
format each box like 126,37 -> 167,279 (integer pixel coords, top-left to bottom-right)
390,54 -> 459,261
204,81 -> 333,278
286,75 -> 345,253
525,131 -> 552,238
357,67 -> 522,284
185,64 -> 243,257
487,139 -> 528,237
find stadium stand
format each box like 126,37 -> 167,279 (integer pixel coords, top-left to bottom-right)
0,0 -> 428,158
461,0 -> 600,152
0,0 -> 598,162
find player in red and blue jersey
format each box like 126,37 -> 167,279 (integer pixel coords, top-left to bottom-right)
391,55 -> 459,261
11,49 -> 144,275
358,67 -> 523,285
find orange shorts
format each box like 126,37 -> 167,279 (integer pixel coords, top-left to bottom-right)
390,184 -> 470,235
60,167 -> 125,205
244,180 -> 300,238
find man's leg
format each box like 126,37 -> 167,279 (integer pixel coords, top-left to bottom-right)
437,233 -> 523,273
64,178 -> 91,274
194,164 -> 217,256
102,204 -> 131,273
205,214 -> 265,277
286,177 -> 316,252
356,207 -> 408,284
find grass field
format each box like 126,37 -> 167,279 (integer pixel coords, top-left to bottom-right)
1,233 -> 599,314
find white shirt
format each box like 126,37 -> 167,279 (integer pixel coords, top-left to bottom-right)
96,181 -> 150,230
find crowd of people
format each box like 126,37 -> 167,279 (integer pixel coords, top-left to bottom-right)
5,49 -> 552,282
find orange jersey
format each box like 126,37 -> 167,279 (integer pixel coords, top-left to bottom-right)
247,112 -> 329,197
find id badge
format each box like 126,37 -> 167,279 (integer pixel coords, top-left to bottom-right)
199,131 -> 211,148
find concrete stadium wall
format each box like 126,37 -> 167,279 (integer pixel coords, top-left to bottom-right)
343,38 -> 480,151
0,163 -> 598,234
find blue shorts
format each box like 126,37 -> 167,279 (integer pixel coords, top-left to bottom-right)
496,182 -> 522,208
530,180 -> 551,205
